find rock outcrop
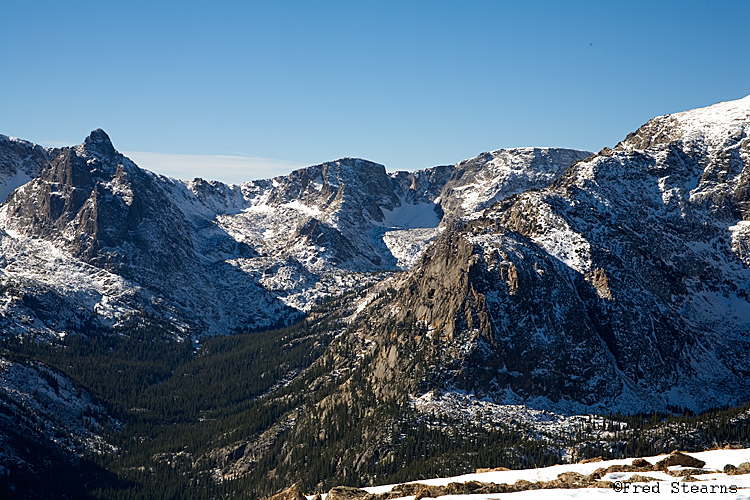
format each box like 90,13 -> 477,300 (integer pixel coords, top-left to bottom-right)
654,451 -> 707,470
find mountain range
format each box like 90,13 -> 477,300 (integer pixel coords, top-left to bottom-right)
0,95 -> 749,498
0,130 -> 589,335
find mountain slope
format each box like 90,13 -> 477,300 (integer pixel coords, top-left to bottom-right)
196,97 -> 750,495
0,355 -> 115,499
341,95 -> 750,414
0,130 -> 287,336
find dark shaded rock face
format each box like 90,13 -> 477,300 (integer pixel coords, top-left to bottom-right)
2,129 -> 195,279
397,225 -> 626,406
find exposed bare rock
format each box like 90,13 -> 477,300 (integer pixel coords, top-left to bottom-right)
667,468 -> 715,477
655,451 -> 706,470
267,483 -> 307,500
389,473 -> 612,499
327,485 -> 374,500
589,463 -> 654,480
725,462 -> 750,475
624,475 -> 659,483
476,466 -> 512,472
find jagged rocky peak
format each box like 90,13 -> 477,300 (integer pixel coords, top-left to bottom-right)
0,129 -> 195,277
27,128 -> 139,198
81,128 -> 118,159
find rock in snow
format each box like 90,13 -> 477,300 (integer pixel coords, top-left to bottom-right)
357,447 -> 750,500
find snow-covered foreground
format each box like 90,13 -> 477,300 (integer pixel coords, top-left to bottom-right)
353,448 -> 750,499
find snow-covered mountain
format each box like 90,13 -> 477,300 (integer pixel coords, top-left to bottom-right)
2,96 -> 750,499
337,95 -> 750,414
0,129 -> 588,337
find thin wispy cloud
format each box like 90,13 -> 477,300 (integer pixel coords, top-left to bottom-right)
122,151 -> 308,185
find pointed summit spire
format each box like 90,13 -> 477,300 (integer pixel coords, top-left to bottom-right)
83,128 -> 117,158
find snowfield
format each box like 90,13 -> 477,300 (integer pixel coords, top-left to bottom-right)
356,448 -> 750,499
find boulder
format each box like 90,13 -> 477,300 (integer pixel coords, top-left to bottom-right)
725,462 -> 750,475
624,475 -> 659,483
267,483 -> 307,500
654,451 -> 706,470
476,466 -> 511,473
327,486 -> 373,500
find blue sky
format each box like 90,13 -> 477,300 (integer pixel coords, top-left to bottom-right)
1,1 -> 748,184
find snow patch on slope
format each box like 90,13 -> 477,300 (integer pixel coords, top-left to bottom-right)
668,95 -> 750,147
411,391 -> 616,440
381,201 -> 440,229
383,227 -> 442,269
0,169 -> 32,203
442,148 -> 593,218
0,229 -> 141,332
363,448 -> 750,499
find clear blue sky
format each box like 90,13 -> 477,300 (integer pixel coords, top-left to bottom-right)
1,1 -> 748,184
